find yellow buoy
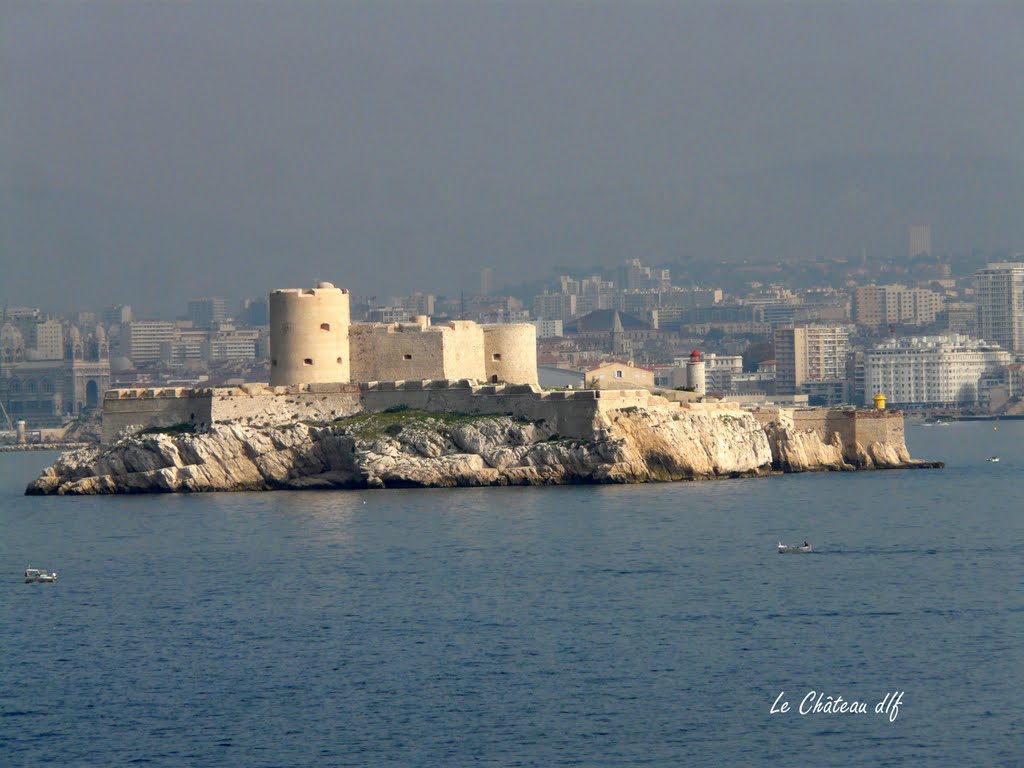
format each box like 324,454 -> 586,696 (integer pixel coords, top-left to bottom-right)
873,393 -> 887,411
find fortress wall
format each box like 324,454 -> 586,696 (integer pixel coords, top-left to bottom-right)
103,381 -> 740,445
853,409 -> 906,451
102,384 -> 363,443
349,322 -> 487,383
441,322 -> 488,382
102,380 -> 908,457
359,382 -> 602,437
102,388 -> 213,443
210,387 -> 362,426
482,324 -> 539,385
349,324 -> 449,382
269,285 -> 350,386
746,407 -> 795,430
790,407 -> 907,455
791,408 -> 834,436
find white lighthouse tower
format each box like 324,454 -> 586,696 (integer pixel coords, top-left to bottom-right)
686,349 -> 706,395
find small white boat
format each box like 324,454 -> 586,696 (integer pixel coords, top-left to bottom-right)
778,541 -> 812,554
24,567 -> 58,584
987,456 -> 1000,463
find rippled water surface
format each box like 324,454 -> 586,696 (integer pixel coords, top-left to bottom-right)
1,423 -> 1022,766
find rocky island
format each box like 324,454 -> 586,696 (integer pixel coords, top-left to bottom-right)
26,395 -> 939,495
24,281 -> 940,496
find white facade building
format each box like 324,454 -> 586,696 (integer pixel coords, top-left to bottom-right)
124,320 -> 177,363
32,319 -> 64,360
864,334 -> 1012,406
531,319 -> 564,338
974,262 -> 1024,353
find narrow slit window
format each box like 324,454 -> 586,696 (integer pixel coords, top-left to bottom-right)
492,353 -> 502,361
321,323 -> 330,331
336,357 -> 343,364
403,354 -> 413,360
304,358 -> 314,365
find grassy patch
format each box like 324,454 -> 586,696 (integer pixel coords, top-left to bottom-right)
330,409 -> 514,440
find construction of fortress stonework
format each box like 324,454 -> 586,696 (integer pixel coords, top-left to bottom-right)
99,281 -> 908,445
35,279 -> 935,497
268,282 -> 540,389
100,280 -> 708,442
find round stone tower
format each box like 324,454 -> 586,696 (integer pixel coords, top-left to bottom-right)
481,324 -> 539,385
269,282 -> 350,386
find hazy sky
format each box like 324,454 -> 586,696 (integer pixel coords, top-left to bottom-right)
3,1 -> 1024,315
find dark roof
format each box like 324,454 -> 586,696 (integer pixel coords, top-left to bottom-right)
567,310 -> 651,334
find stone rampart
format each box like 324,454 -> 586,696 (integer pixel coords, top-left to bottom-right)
102,388 -> 214,443
101,380 -> 678,443
360,380 -> 603,437
781,406 -> 906,457
102,384 -> 363,443
101,381 -> 905,454
210,384 -> 362,427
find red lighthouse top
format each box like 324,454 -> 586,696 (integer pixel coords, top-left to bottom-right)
689,349 -> 702,362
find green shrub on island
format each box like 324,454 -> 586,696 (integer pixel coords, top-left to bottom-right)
329,408 -> 525,440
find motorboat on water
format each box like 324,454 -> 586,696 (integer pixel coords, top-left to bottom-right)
24,567 -> 57,584
778,541 -> 812,554
987,456 -> 1000,463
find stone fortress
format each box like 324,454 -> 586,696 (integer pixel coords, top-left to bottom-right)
268,282 -> 538,388
99,281 -> 915,475
103,280 -> 541,442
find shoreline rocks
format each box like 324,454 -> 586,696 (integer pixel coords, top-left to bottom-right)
25,407 -> 940,496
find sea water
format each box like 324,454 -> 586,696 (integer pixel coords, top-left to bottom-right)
1,423 -> 1021,766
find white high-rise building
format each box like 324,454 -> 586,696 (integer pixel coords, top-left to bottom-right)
865,334 -> 1011,406
124,320 -> 177,363
974,262 -> 1024,353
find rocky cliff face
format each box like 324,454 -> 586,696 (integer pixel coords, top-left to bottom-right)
25,406 -> 936,496
762,419 -> 915,472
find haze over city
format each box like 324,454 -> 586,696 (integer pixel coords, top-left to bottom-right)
3,1 -> 1024,314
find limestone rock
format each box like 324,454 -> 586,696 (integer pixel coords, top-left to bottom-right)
25,405 -> 928,495
764,421 -> 850,472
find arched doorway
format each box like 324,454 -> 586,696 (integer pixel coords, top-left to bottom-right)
86,380 -> 99,408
